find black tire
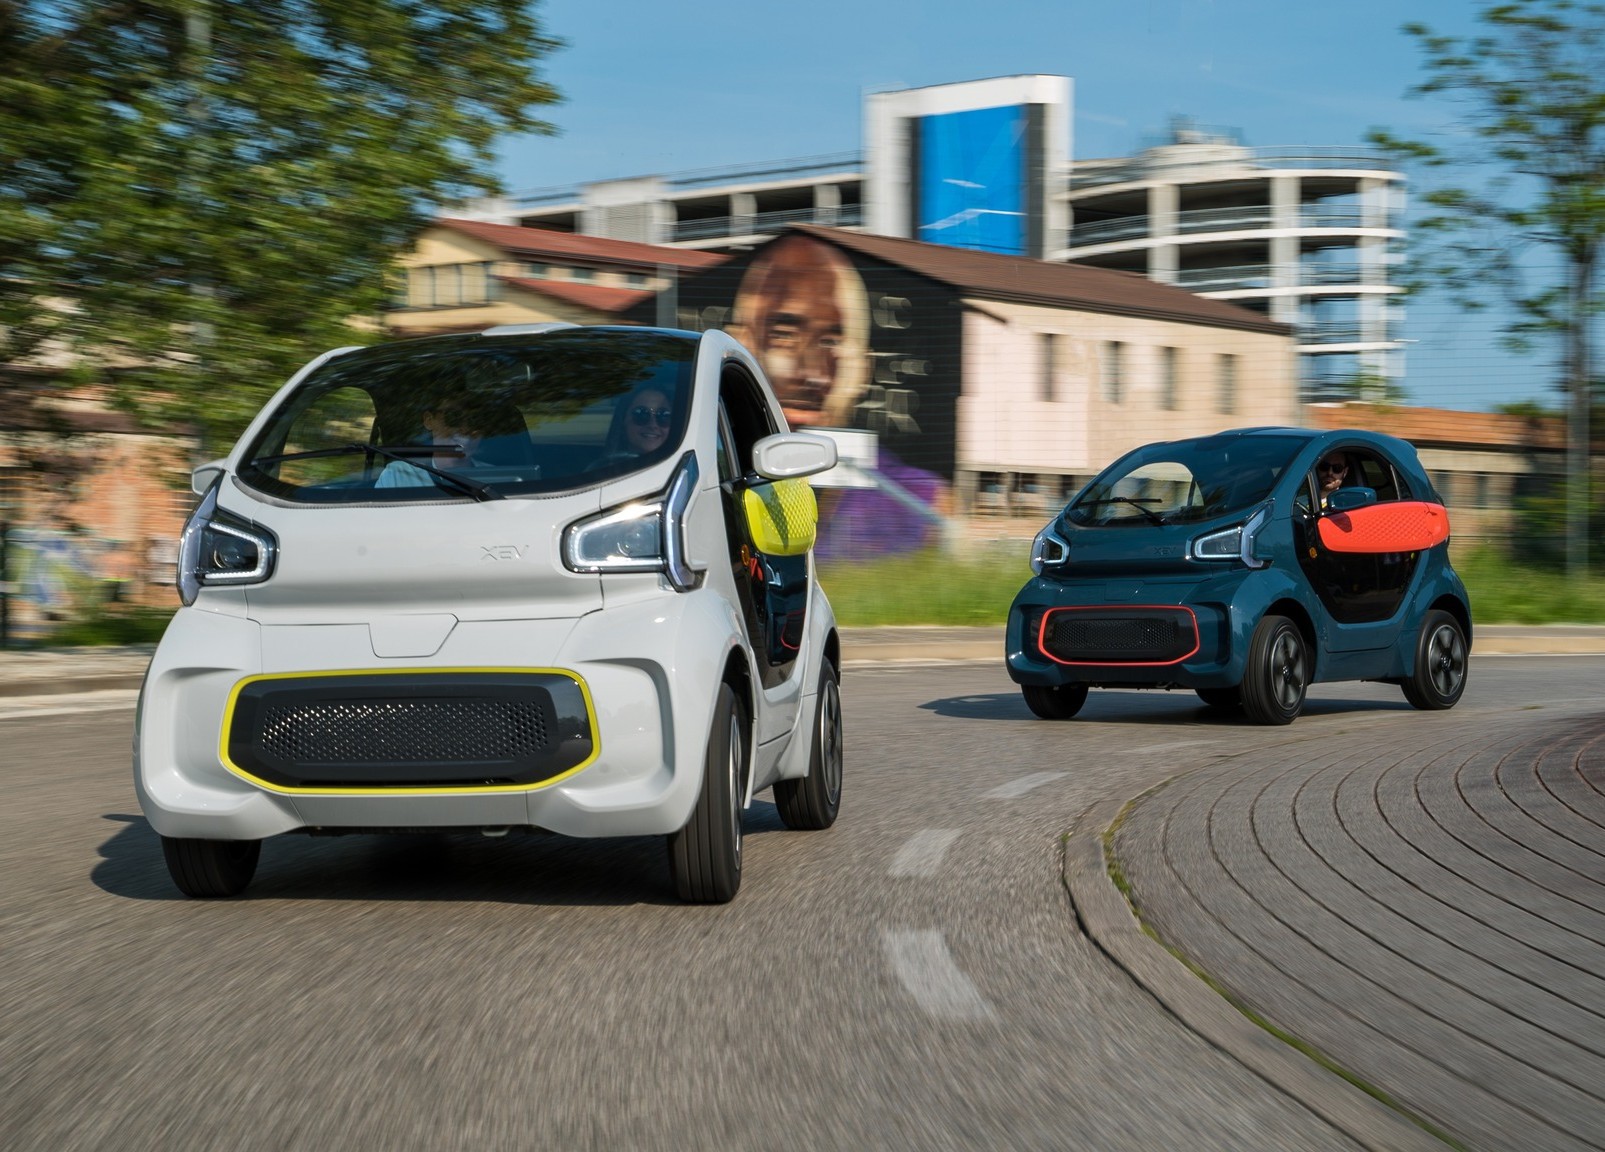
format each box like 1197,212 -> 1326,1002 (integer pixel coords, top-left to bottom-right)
160,836 -> 260,898
1402,609 -> 1468,710
1022,682 -> 1089,720
1195,686 -> 1242,710
667,682 -> 747,903
1241,615 -> 1308,726
774,658 -> 843,830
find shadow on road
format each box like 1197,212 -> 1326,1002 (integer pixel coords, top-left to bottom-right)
93,801 -> 795,907
917,689 -> 1414,724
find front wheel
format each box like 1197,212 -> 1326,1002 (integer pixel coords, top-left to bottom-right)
161,836 -> 260,898
667,683 -> 747,903
774,658 -> 843,830
1401,610 -> 1468,710
1022,682 -> 1089,720
1241,615 -> 1308,726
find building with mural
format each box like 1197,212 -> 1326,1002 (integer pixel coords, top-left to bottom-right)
459,75 -> 1401,404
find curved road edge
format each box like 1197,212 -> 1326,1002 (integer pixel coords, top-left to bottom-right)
1063,794 -> 1456,1152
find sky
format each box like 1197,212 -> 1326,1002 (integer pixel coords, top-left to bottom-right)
491,0 -> 1560,412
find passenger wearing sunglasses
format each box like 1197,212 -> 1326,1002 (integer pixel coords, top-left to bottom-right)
601,385 -> 676,465
1317,453 -> 1350,507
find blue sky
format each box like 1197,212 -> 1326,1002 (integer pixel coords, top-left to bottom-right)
494,1 -> 1554,411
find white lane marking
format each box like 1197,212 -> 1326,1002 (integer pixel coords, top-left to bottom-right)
984,771 -> 1067,799
889,829 -> 962,878
882,930 -> 996,1021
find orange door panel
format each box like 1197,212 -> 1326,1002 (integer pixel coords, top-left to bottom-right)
1318,501 -> 1450,553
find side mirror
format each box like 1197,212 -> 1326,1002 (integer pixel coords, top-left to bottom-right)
191,459 -> 227,495
752,432 -> 837,481
1325,486 -> 1376,513
743,479 -> 818,556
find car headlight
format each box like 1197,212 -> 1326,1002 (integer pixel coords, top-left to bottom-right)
176,482 -> 278,605
1030,523 -> 1069,574
563,500 -> 664,572
562,451 -> 703,591
1189,504 -> 1270,568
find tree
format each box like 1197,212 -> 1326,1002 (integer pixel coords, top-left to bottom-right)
0,0 -> 562,449
1370,0 -> 1605,574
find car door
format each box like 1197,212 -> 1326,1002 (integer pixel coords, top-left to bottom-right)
1295,444 -> 1426,652
715,364 -> 812,746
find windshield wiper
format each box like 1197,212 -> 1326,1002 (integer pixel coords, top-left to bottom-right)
252,443 -> 502,501
1076,496 -> 1166,526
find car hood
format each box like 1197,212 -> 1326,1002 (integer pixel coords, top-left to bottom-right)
220,479 -> 605,624
1045,513 -> 1251,578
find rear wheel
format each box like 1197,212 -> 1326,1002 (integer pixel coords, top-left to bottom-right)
1022,682 -> 1089,720
161,836 -> 260,898
1241,615 -> 1308,726
667,683 -> 747,903
1195,686 -> 1242,710
774,658 -> 843,830
1402,610 -> 1468,710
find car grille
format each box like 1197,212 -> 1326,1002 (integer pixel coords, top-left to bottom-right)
1038,606 -> 1199,665
225,672 -> 593,789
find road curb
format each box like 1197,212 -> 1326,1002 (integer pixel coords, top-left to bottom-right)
1062,796 -> 1448,1152
0,674 -> 145,698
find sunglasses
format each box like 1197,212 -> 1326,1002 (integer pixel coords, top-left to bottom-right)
1318,461 -> 1347,474
630,406 -> 674,428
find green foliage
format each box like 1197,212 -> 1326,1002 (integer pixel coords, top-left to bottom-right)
818,544 -> 1031,626
1369,2 -> 1605,339
819,541 -> 1605,628
0,1 -> 563,451
1458,542 -> 1605,621
1370,0 -> 1605,573
47,605 -> 173,647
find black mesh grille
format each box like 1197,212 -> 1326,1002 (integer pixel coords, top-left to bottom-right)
260,699 -> 549,765
226,672 -> 593,789
1040,607 -> 1197,664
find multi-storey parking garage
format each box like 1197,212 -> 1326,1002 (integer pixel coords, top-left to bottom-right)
1059,125 -> 1404,404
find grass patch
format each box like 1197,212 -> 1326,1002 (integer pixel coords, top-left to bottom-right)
818,543 -> 1028,627
818,539 -> 1605,628
44,606 -> 172,647
1456,544 -> 1605,624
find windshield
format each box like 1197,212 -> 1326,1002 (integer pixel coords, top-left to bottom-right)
237,328 -> 698,504
1066,433 -> 1305,527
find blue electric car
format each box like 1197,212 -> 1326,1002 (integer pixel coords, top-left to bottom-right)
1005,427 -> 1470,725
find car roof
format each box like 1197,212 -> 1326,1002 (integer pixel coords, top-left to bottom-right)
327,324 -> 701,364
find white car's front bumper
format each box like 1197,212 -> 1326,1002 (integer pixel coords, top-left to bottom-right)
134,591 -> 746,841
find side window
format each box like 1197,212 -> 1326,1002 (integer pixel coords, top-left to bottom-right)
716,408 -> 737,485
719,363 -> 779,475
1350,452 -> 1408,501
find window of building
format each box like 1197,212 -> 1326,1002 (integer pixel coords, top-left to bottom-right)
434,263 -> 460,308
625,272 -> 650,288
1102,341 -> 1124,404
1040,333 -> 1058,402
570,267 -> 595,282
524,262 -> 552,279
460,262 -> 487,305
1216,353 -> 1237,414
407,266 -> 434,309
1160,346 -> 1178,411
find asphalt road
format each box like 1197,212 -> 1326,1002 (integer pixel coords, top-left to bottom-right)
1,656 -> 1597,1151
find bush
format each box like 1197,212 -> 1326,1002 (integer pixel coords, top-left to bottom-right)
46,606 -> 174,647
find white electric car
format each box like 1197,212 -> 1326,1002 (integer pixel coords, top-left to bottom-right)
135,324 -> 844,903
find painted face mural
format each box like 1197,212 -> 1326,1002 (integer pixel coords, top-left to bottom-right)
729,234 -> 870,430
